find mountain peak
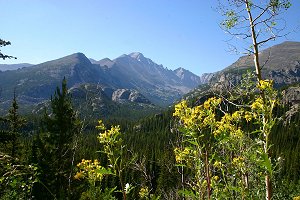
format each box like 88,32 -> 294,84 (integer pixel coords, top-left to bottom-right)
175,67 -> 185,72
60,52 -> 91,65
127,52 -> 156,65
68,52 -> 86,58
129,52 -> 145,60
97,58 -> 114,67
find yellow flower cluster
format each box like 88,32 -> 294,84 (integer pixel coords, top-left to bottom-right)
95,120 -> 106,130
232,156 -> 245,168
213,111 -> 244,138
173,97 -> 221,131
204,97 -> 222,108
139,186 -> 149,198
174,147 -> 195,163
173,97 -> 251,139
293,196 -> 300,200
251,97 -> 264,111
231,128 -> 243,138
75,159 -> 106,182
213,175 -> 219,181
257,79 -> 273,91
173,100 -> 188,118
98,124 -> 121,144
213,160 -> 223,169
244,111 -> 253,122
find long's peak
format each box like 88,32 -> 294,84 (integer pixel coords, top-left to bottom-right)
129,52 -> 144,59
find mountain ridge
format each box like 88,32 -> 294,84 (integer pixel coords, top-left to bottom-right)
0,51 -> 201,115
2,41 -> 299,116
200,41 -> 300,87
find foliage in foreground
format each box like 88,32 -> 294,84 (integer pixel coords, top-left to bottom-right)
1,76 -> 300,199
173,79 -> 277,199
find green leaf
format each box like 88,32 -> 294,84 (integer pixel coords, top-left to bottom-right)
96,168 -> 114,175
186,140 -> 198,146
175,164 -> 186,167
178,189 -> 197,198
261,153 -> 272,174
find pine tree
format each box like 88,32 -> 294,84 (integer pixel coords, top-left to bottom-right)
33,78 -> 82,199
7,91 -> 25,157
0,90 -> 25,157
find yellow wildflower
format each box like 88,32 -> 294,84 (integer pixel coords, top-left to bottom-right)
213,176 -> 219,181
251,97 -> 264,110
232,111 -> 242,121
139,186 -> 149,198
232,156 -> 245,168
213,161 -> 223,169
293,196 -> 300,200
74,171 -> 84,180
258,79 -> 273,90
221,113 -> 232,123
231,128 -> 243,138
244,111 -> 253,122
96,120 -> 106,130
173,100 -> 187,117
204,100 -> 210,109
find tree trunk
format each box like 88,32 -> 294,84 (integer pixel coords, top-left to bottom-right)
265,175 -> 272,200
245,0 -> 262,82
245,1 -> 271,199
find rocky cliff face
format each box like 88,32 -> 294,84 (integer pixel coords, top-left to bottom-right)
46,84 -> 156,119
111,89 -> 151,104
282,85 -> 300,105
199,72 -> 215,84
174,67 -> 202,88
267,63 -> 300,87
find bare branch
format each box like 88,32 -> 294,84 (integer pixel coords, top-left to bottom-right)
253,5 -> 272,23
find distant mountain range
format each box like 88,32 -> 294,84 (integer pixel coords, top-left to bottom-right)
0,63 -> 33,71
1,41 -> 299,118
0,52 -> 201,116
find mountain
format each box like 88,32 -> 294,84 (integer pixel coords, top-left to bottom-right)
174,67 -> 202,88
96,52 -> 201,105
0,52 -> 201,116
189,41 -> 300,107
200,41 -> 300,87
0,63 -> 33,71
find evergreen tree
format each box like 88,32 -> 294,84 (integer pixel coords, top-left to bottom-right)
7,91 -> 25,157
0,90 -> 25,157
33,78 -> 82,199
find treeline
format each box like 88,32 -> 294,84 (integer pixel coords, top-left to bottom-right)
1,77 -> 300,199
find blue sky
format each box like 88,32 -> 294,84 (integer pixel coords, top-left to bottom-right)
1,0 -> 300,75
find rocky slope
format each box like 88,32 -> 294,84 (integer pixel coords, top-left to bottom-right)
200,41 -> 300,88
194,41 -> 300,106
